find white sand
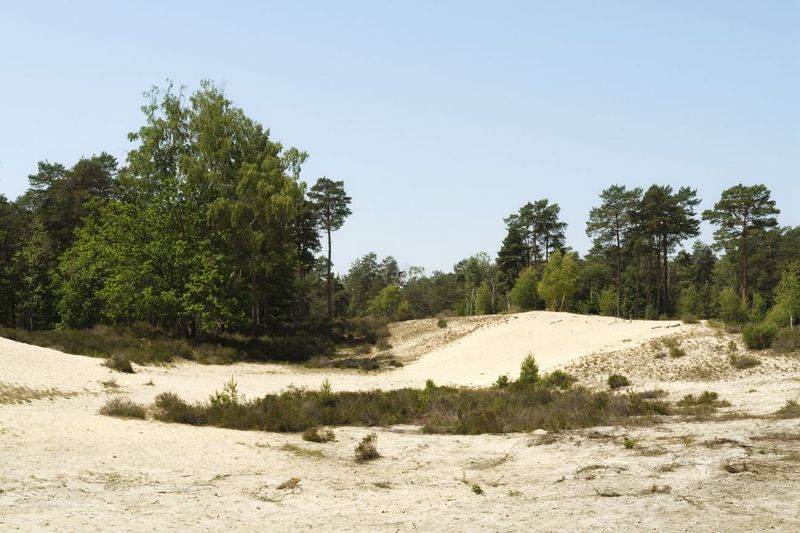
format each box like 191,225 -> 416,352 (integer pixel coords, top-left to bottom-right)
2,312 -> 799,531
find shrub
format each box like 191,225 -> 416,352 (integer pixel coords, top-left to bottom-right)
355,432 -> 380,462
742,322 -> 777,350
99,397 -> 146,419
152,383 -> 672,435
509,267 -> 539,311
471,484 -> 485,495
437,318 -> 448,329
541,370 -> 577,390
729,353 -> 761,370
494,374 -> 511,389
608,374 -> 630,390
303,427 -> 336,443
676,391 -> 730,416
519,353 -> 539,384
775,400 -> 800,419
105,353 -> 134,374
598,287 -> 617,317
623,436 -> 638,449
772,329 -> 800,353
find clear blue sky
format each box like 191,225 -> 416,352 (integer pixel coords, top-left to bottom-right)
1,1 -> 798,274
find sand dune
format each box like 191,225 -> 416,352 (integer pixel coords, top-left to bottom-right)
2,313 -> 799,532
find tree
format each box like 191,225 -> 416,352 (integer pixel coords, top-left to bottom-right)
719,287 -> 747,325
538,251 -> 581,311
703,184 -> 779,299
768,268 -> 800,330
586,185 -> 642,316
598,287 -> 617,317
309,177 -> 352,320
509,267 -> 538,310
638,185 -> 700,315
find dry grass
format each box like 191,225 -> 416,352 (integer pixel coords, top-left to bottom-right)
99,397 -> 147,419
774,400 -> 800,419
0,383 -> 78,405
302,427 -> 336,443
279,444 -> 325,459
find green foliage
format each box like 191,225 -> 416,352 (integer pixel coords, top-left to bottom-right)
538,251 -> 581,311
475,280 -> 496,315
302,427 -> 336,443
729,353 -> 761,369
509,267 -> 538,310
677,285 -> 701,321
366,284 -> 412,320
741,322 -> 777,350
598,287 -> 617,317
773,329 -> 800,353
436,318 -> 448,328
519,353 -> 540,384
608,374 -> 630,390
541,370 -> 577,390
719,287 -> 747,324
767,269 -> 800,329
494,374 -> 511,388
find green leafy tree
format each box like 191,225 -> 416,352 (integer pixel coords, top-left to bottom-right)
309,177 -> 352,320
598,287 -> 617,317
719,287 -> 747,325
509,267 -> 539,310
767,268 -> 800,329
538,251 -> 581,311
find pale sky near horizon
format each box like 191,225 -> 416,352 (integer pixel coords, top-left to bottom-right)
1,1 -> 798,274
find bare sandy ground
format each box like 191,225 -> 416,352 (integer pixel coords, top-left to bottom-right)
2,311 -> 799,531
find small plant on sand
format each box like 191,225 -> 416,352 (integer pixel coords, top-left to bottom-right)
100,379 -> 119,389
303,427 -> 336,443
471,484 -> 484,495
99,397 -> 146,419
775,400 -> 800,419
727,340 -> 738,352
608,374 -> 630,390
507,489 -> 522,497
729,353 -> 761,370
623,436 -> 638,449
676,391 -> 731,416
437,318 -> 448,329
280,443 -> 325,459
277,477 -> 301,490
355,432 -> 380,462
518,353 -> 539,385
209,377 -> 242,409
105,353 -> 134,374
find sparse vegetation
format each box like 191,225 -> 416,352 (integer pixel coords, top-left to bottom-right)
541,370 -> 577,390
623,436 -> 638,449
471,484 -> 484,495
99,397 -> 146,419
437,318 -> 448,329
729,353 -> 761,370
608,374 -> 630,390
676,391 -> 731,416
518,353 -> 540,384
277,477 -> 301,490
774,400 -> 800,419
355,432 -> 380,462
280,443 -> 325,459
772,329 -> 800,353
494,374 -> 510,388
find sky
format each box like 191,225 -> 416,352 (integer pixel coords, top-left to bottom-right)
1,1 -> 798,274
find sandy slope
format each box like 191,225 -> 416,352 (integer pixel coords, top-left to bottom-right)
2,312 -> 800,532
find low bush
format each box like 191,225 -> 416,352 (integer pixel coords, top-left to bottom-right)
105,353 -> 134,374
676,391 -> 731,416
99,397 -> 146,419
608,374 -> 630,390
541,370 -> 577,390
742,322 -> 777,350
729,353 -> 761,370
494,374 -> 511,388
437,318 -> 448,329
772,329 -> 800,353
303,427 -> 336,443
355,432 -> 380,462
151,381 -> 671,435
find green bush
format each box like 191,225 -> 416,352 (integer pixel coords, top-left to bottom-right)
494,374 -> 511,388
608,374 -> 630,390
541,370 -> 577,390
598,287 -> 617,317
742,322 -> 777,350
729,353 -> 761,369
436,318 -> 448,329
719,288 -> 747,325
509,267 -> 539,311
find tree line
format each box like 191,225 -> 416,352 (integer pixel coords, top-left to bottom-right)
1,82 -> 798,341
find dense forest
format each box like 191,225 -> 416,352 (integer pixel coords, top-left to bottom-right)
1,83 -> 799,358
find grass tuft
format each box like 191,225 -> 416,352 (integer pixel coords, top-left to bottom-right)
99,397 -> 146,419
355,432 -> 380,462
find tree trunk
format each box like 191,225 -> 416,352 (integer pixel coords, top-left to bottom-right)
326,226 -> 333,320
